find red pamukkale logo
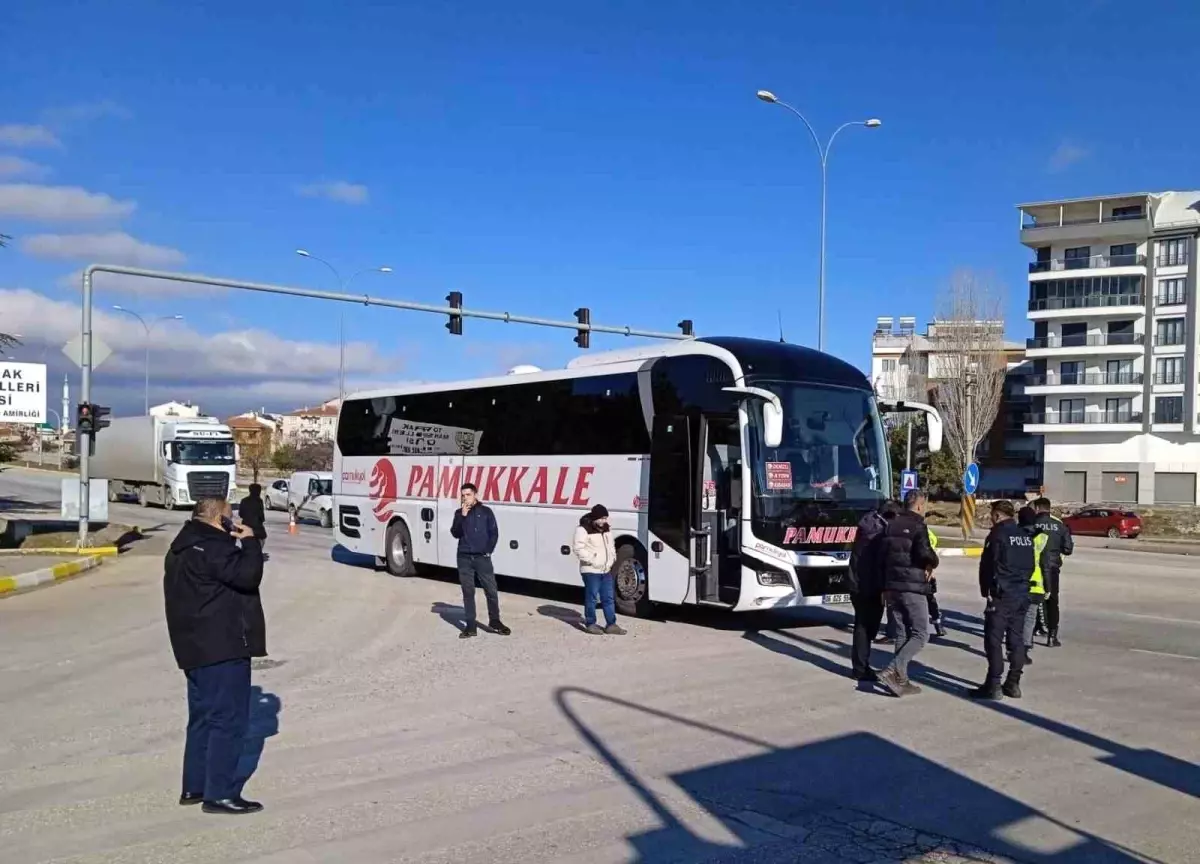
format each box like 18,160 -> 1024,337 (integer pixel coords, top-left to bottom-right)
370,459 -> 397,522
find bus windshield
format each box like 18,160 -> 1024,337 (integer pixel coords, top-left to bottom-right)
746,381 -> 889,521
173,441 -> 236,465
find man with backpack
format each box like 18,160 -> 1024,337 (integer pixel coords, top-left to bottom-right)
848,500 -> 897,682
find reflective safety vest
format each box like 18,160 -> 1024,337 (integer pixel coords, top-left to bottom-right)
1029,532 -> 1048,595
927,527 -> 939,549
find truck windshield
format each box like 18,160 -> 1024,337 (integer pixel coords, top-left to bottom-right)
173,441 -> 236,465
746,381 -> 889,521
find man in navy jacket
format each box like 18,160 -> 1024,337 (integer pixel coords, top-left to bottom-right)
449,482 -> 510,638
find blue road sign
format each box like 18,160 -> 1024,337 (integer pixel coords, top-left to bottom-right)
963,462 -> 980,496
900,469 -> 919,492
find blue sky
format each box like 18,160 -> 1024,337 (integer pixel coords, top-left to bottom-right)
3,0 -> 1199,416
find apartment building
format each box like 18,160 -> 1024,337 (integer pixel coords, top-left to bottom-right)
279,398 -> 341,445
1018,190 -> 1200,504
871,317 -> 1041,495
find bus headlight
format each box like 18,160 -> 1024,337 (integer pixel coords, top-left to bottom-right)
756,565 -> 793,587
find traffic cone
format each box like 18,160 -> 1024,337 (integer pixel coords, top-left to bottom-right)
288,511 -> 298,535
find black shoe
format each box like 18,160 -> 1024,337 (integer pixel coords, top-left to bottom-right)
489,621 -> 512,636
179,792 -> 204,806
1002,681 -> 1022,699
855,668 -> 879,683
1049,632 -> 1062,647
968,684 -> 1003,700
934,621 -> 947,638
1024,650 -> 1033,666
202,797 -> 263,815
459,627 -> 478,639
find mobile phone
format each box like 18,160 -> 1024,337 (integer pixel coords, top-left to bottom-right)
220,516 -> 236,534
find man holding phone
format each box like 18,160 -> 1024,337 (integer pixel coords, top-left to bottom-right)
449,482 -> 509,638
164,497 -> 267,815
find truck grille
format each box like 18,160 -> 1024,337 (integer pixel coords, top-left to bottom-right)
187,472 -> 230,500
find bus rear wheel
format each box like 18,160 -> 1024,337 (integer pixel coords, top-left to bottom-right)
613,544 -> 651,618
384,520 -> 416,577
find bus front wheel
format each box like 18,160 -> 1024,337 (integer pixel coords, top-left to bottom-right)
614,544 -> 651,618
384,520 -> 416,577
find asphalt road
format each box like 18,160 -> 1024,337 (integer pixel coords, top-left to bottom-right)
1,467 -> 1197,864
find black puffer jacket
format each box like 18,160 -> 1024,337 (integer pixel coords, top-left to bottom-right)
164,519 -> 266,671
880,510 -> 939,595
237,486 -> 267,540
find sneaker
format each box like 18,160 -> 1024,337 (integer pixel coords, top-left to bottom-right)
900,681 -> 922,696
489,621 -> 512,636
877,667 -> 905,697
604,624 -> 627,636
459,628 -> 478,640
968,683 -> 1003,700
584,624 -> 605,635
1002,681 -> 1022,699
1049,632 -> 1062,647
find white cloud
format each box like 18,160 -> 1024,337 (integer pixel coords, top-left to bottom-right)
40,100 -> 131,129
0,123 -> 61,148
0,287 -> 409,418
0,183 -> 136,221
296,180 -> 369,205
22,232 -> 185,267
1047,141 -> 1089,173
0,156 -> 49,179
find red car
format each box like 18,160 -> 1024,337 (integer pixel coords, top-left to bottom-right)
1063,507 -> 1142,539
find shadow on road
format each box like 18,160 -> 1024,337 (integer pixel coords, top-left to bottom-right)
537,604 -> 587,632
234,685 -> 280,798
555,686 -> 1169,863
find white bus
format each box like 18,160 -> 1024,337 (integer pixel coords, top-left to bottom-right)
333,337 -> 942,616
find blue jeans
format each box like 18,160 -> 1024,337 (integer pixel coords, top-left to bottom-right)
182,658 -> 251,801
582,571 -> 616,628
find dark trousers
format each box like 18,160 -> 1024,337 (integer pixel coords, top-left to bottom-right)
984,593 -> 1030,686
183,658 -> 251,801
850,592 -> 884,677
926,590 -> 941,623
458,553 -> 500,628
1044,569 -> 1061,633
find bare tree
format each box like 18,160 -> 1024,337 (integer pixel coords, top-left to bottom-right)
241,439 -> 269,485
931,269 -> 1008,483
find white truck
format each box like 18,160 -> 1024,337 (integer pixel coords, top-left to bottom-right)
91,415 -> 238,509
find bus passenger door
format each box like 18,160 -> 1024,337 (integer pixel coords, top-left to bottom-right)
648,415 -> 693,605
701,416 -> 741,605
435,455 -> 465,567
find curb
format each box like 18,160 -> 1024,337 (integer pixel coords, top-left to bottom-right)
0,554 -> 108,598
938,547 -> 983,558
0,546 -> 119,557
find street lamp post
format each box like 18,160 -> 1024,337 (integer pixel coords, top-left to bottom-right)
111,307 -> 184,414
756,90 -> 881,353
295,250 -> 392,401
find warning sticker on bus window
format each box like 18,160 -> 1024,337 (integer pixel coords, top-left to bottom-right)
765,462 -> 793,490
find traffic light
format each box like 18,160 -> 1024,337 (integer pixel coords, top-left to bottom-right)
573,307 -> 591,349
93,404 -> 111,434
678,319 -> 694,337
446,291 -> 463,336
77,402 -> 93,436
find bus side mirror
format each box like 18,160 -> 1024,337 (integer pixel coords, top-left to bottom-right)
722,385 -> 784,448
881,399 -> 943,453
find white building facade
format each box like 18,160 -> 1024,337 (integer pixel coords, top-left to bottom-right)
1018,190 -> 1200,504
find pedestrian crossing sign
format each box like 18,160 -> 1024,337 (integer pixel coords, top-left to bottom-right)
900,469 -> 919,492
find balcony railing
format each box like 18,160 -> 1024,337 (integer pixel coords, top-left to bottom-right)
1025,372 -> 1142,387
1154,333 -> 1186,347
1027,294 -> 1144,312
1156,293 -> 1187,307
1022,211 -> 1145,230
1156,254 -> 1189,268
1153,411 -> 1185,424
1026,411 -> 1143,425
1153,373 -> 1185,385
1026,333 -> 1143,349
1028,254 -> 1144,273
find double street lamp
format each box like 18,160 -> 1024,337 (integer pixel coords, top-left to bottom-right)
110,306 -> 184,414
295,250 -> 392,401
756,89 -> 881,353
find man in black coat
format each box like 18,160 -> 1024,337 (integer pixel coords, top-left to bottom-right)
164,496 -> 266,815
970,499 -> 1036,700
237,484 -> 267,544
847,499 -> 896,682
449,482 -> 509,638
876,490 -> 939,697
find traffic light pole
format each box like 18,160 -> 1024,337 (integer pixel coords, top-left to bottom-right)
77,264 -> 694,546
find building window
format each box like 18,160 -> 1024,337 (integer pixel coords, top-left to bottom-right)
1155,318 -> 1186,346
1058,398 -> 1084,422
1105,397 -> 1133,422
1109,243 -> 1137,266
1157,277 -> 1186,306
1111,205 -> 1144,220
1059,360 -> 1082,385
1158,237 -> 1189,267
1155,396 -> 1184,424
1064,246 -> 1091,270
882,359 -> 897,373
1106,359 -> 1133,384
1156,357 -> 1184,385
1026,274 -> 1143,311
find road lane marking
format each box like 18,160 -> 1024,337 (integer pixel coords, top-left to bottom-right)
1131,649 -> 1200,661
1119,612 -> 1200,626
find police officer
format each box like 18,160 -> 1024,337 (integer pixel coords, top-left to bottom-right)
1031,497 -> 1073,647
925,526 -> 946,638
1017,506 -> 1048,666
970,500 -> 1035,700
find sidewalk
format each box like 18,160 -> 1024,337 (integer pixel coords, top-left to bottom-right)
0,551 -> 111,597
929,523 -> 1200,556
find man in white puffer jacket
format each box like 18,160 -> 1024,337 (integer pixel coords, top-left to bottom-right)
573,505 -> 626,635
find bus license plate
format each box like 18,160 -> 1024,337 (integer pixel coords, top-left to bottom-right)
823,593 -> 850,605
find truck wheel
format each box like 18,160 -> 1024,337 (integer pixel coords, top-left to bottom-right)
384,521 -> 416,577
320,508 -> 333,529
614,544 -> 652,618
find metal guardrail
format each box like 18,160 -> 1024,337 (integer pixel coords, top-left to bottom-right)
1025,373 -> 1142,386
1026,333 -> 1143,349
1026,411 -> 1143,425
1028,254 -> 1144,273
1027,295 -> 1144,312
